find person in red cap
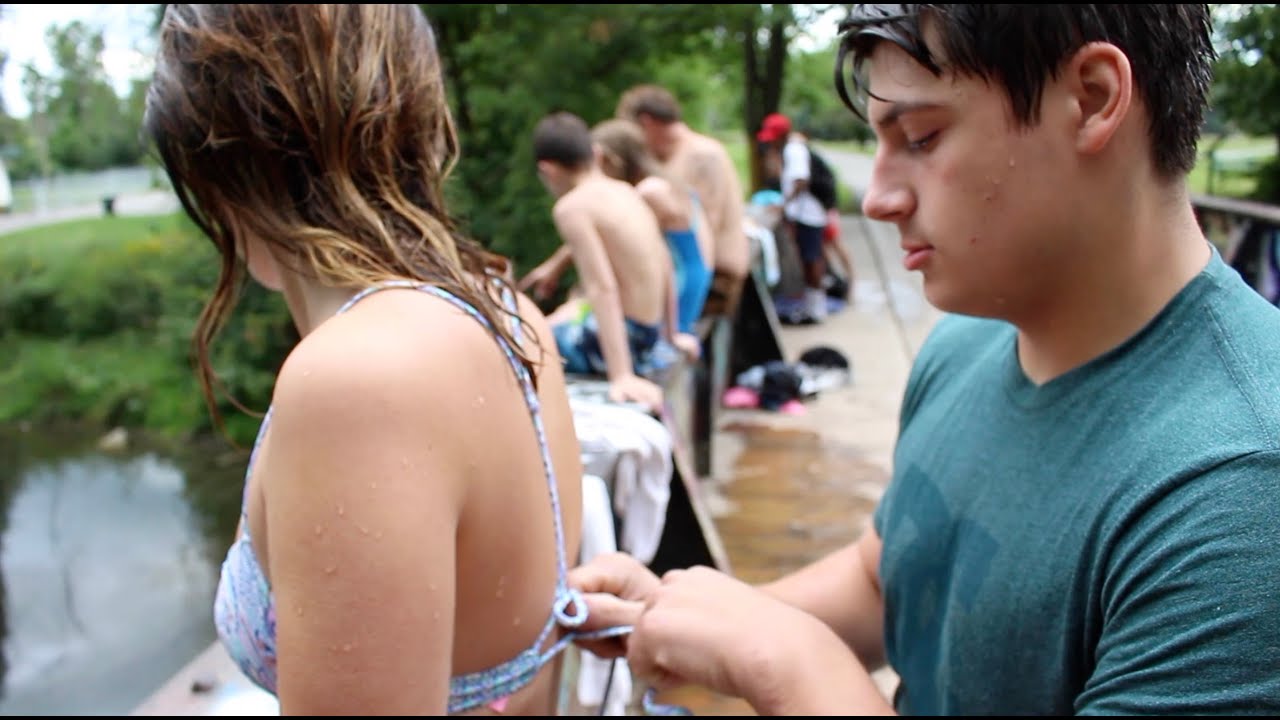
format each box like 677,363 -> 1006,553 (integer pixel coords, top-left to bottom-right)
758,112 -> 831,323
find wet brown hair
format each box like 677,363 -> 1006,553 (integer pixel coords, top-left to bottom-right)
591,118 -> 668,186
145,4 -> 539,432
615,84 -> 682,125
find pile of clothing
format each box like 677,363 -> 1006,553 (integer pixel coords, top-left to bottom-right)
721,345 -> 853,414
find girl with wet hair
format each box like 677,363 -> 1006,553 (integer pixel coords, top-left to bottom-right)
145,4 -> 591,714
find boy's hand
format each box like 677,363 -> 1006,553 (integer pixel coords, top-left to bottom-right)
673,333 -> 701,361
518,262 -> 561,300
609,374 -> 664,413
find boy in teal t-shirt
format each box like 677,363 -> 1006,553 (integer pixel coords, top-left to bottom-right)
879,246 -> 1280,714
566,6 -> 1280,715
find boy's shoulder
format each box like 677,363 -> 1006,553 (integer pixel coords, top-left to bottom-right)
552,180 -> 599,216
554,176 -> 644,230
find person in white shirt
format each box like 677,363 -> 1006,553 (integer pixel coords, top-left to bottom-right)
758,113 -> 829,322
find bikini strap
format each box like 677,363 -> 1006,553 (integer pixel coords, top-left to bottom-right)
236,405 -> 275,532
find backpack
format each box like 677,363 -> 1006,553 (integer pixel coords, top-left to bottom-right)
807,145 -> 839,211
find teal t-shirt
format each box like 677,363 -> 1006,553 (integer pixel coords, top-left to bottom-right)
875,246 -> 1280,715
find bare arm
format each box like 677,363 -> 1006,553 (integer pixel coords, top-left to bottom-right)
636,176 -> 684,230
664,249 -> 679,342
759,525 -> 887,671
542,244 -> 575,277
635,178 -> 684,342
519,244 -> 575,300
552,201 -> 634,382
260,322 -> 471,714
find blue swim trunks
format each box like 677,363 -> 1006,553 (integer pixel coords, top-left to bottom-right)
552,307 -> 678,379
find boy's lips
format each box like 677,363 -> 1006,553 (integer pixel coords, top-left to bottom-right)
901,240 -> 935,271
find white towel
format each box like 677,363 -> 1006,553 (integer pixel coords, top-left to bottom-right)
576,474 -> 632,716
745,218 -> 782,287
570,399 -> 673,564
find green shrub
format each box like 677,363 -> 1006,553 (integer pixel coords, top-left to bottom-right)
0,212 -> 295,446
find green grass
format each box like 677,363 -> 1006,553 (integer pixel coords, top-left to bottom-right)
0,212 -> 193,255
1190,134 -> 1274,198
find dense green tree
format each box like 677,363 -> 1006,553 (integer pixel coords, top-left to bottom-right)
426,4 -> 843,274
1211,3 -> 1280,201
42,21 -> 144,171
429,4 -> 753,276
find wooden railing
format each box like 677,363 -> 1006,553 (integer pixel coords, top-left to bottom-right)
1191,193 -> 1280,305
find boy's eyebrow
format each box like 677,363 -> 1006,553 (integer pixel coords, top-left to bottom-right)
873,100 -> 944,128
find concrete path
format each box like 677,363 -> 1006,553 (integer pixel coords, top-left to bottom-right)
0,189 -> 179,236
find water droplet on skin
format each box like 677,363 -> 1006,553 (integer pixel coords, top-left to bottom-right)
302,370 -> 312,377
359,525 -> 370,536
401,457 -> 409,467
433,611 -> 441,621
512,617 -> 522,627
314,525 -> 324,536
295,606 -> 305,617
474,395 -> 486,407
1009,158 -> 1016,167
342,643 -> 352,652
374,531 -> 383,540
336,504 -> 345,517
325,565 -> 337,575
369,481 -> 378,489
429,583 -> 438,592
496,588 -> 505,599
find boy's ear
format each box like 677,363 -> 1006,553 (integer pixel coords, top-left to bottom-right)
1064,41 -> 1132,158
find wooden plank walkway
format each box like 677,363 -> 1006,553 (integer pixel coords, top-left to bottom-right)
649,205 -> 942,715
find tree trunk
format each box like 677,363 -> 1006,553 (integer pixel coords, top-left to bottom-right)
742,7 -> 790,194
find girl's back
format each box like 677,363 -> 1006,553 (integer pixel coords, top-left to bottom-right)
145,7 -> 585,711
228,284 -> 583,715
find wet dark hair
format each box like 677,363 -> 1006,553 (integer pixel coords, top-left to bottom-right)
145,4 -> 539,433
591,118 -> 664,186
835,4 -> 1215,177
615,84 -> 682,125
533,112 -> 594,170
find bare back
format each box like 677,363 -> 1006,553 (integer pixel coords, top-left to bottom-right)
238,286 -> 583,715
554,173 -> 671,327
665,131 -> 749,280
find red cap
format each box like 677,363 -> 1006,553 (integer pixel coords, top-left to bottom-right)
756,112 -> 791,143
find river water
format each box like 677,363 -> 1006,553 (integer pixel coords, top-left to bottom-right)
0,424 -> 246,715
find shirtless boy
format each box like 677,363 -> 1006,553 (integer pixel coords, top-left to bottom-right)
615,85 -> 749,317
531,111 -> 678,411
